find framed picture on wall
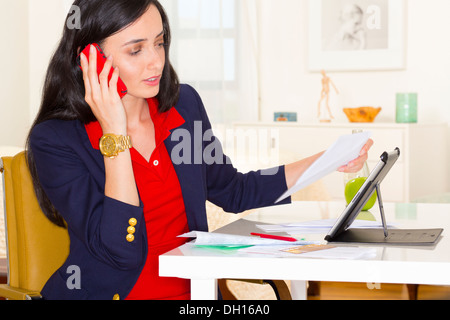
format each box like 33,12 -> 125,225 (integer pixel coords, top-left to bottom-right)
308,0 -> 405,72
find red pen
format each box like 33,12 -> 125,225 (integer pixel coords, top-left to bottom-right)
251,233 -> 298,242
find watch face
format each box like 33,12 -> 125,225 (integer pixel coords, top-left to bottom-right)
100,136 -> 117,156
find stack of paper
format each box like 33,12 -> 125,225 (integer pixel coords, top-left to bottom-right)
257,219 -> 395,235
178,231 -> 378,260
178,231 -> 319,246
239,245 -> 377,259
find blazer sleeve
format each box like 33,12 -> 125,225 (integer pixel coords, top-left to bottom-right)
29,121 -> 147,271
188,86 -> 292,213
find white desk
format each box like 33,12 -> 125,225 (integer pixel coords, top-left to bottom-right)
159,201 -> 450,300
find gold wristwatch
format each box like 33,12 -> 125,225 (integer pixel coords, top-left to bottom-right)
99,134 -> 132,159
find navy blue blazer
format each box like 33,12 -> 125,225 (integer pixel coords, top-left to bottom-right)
30,84 -> 291,300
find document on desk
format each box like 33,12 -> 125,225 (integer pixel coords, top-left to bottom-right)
257,219 -> 396,235
179,231 -> 319,247
275,131 -> 372,204
239,245 -> 377,259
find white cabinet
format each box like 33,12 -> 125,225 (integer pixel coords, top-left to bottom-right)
230,122 -> 449,202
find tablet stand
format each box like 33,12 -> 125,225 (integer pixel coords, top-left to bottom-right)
375,183 -> 388,238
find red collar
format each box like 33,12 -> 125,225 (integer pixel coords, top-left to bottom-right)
85,98 -> 185,150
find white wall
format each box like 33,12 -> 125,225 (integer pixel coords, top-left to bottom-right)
258,0 -> 450,126
0,0 -> 67,149
28,0 -> 69,125
0,0 -> 29,148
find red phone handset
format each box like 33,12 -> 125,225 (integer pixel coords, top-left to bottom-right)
78,43 -> 128,98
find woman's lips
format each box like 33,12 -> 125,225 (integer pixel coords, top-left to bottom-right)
143,75 -> 161,86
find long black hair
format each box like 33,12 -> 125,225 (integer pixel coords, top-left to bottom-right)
26,0 -> 180,227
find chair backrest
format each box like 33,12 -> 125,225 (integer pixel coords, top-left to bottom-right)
1,152 -> 69,292
0,146 -> 23,259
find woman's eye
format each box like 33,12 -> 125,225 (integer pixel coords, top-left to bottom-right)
130,46 -> 142,56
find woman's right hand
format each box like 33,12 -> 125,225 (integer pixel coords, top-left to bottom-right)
79,45 -> 140,207
79,44 -> 127,135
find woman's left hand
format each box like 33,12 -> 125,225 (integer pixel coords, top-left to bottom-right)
338,139 -> 374,173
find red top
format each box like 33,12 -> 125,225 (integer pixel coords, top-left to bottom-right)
85,98 -> 191,300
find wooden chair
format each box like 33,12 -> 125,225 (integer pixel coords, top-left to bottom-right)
218,279 -> 292,300
0,152 -> 70,300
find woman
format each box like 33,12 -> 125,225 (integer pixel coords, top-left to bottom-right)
27,0 -> 372,300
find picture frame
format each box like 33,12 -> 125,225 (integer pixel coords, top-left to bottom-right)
308,0 -> 405,72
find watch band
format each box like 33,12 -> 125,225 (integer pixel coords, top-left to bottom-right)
99,134 -> 132,159
117,135 -> 132,152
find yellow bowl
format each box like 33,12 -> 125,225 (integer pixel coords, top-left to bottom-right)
343,107 -> 382,123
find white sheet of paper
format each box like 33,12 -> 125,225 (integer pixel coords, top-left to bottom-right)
178,231 -> 320,246
239,245 -> 377,259
256,219 -> 396,234
275,131 -> 372,203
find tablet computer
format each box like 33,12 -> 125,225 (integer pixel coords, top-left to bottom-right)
325,148 -> 400,241
325,148 -> 443,245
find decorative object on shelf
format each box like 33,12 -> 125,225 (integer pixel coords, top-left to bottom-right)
308,0 -> 406,72
396,93 -> 417,123
317,70 -> 339,123
343,107 -> 381,123
274,112 -> 297,122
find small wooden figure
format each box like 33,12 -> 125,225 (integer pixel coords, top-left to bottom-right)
317,70 -> 339,123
